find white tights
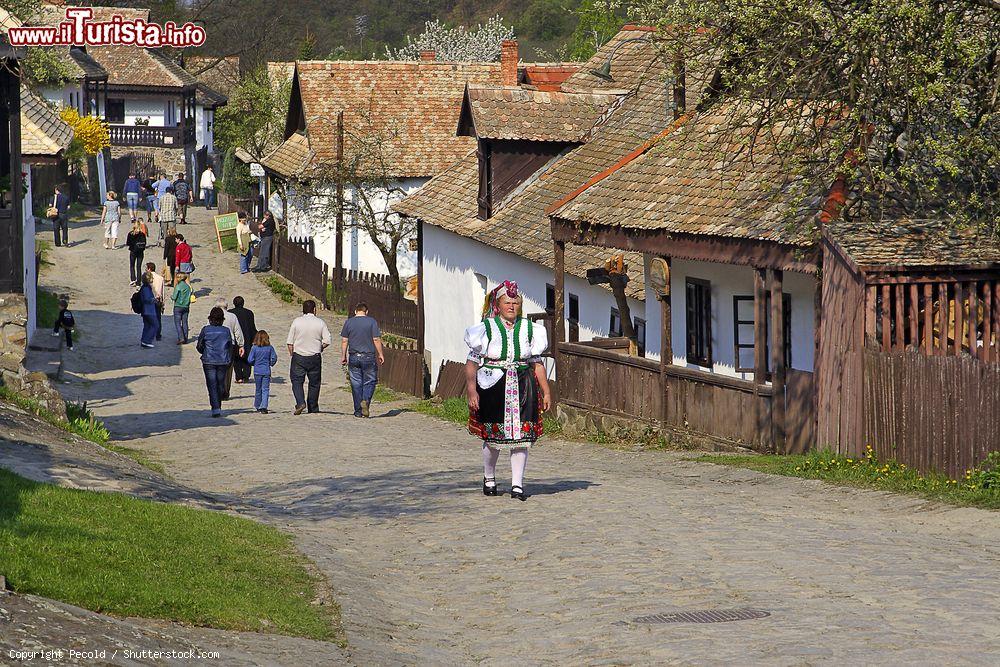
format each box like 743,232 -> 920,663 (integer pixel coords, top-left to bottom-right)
483,445 -> 528,488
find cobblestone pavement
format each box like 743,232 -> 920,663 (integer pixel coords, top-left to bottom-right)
29,209 -> 1000,665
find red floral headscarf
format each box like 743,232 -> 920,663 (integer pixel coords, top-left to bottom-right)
482,280 -> 520,318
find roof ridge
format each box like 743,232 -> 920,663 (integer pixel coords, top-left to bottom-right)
546,112 -> 692,216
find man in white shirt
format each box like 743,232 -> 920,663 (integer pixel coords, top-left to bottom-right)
216,297 -> 245,400
286,299 -> 331,414
144,262 -> 165,341
200,166 -> 216,210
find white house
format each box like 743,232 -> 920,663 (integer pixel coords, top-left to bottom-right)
260,50 -> 518,280
395,26 -> 707,390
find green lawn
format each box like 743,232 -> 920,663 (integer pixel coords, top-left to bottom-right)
262,275 -> 297,303
0,468 -> 343,641
697,447 -> 1000,510
36,287 -> 60,331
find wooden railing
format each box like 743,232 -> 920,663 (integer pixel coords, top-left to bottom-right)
109,125 -> 184,147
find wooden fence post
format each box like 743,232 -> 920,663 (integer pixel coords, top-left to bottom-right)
769,269 -> 786,453
553,239 -> 566,408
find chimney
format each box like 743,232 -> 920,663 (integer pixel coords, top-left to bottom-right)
500,39 -> 518,87
419,49 -> 436,62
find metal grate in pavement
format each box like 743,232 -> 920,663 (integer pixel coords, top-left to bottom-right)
630,608 -> 771,625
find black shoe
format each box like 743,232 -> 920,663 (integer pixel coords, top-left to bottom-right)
483,477 -> 500,496
510,485 -> 527,501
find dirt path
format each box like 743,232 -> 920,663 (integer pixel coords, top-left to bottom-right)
31,208 -> 1000,665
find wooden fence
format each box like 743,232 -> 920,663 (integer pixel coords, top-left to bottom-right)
864,346 -> 1000,478
558,343 -> 663,424
380,345 -> 427,397
435,360 -> 468,399
331,269 -> 419,339
274,235 -> 328,308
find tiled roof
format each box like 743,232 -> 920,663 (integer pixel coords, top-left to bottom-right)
520,64 -> 580,91
395,28 -> 696,300
86,45 -> 196,88
67,47 -> 107,79
261,132 -> 313,177
827,220 -> 1000,270
549,101 -> 820,246
460,85 -> 618,142
291,60 -> 504,178
21,87 -> 73,156
561,26 -> 661,94
195,82 -> 227,108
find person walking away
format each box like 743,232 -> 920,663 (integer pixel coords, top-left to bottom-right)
200,165 -> 216,210
172,172 -> 190,224
134,273 -> 159,348
125,220 -> 146,285
196,307 -> 233,417
253,211 -> 276,272
100,191 -> 122,250
51,297 -> 75,351
236,213 -> 254,274
340,302 -> 385,418
287,300 -> 331,414
123,173 -> 141,222
158,186 -> 178,243
151,172 -> 171,229
216,297 -> 245,400
145,262 -> 165,341
229,296 -> 257,383
49,185 -> 70,247
164,228 -> 179,285
140,175 -> 156,225
465,281 -> 552,501
171,272 -> 192,344
247,330 -> 278,413
175,234 -> 194,276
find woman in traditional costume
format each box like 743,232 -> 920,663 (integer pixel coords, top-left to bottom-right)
465,281 -> 551,501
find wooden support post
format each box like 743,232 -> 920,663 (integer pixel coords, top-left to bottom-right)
881,284 -> 892,351
922,283 -> 933,354
334,110 -> 345,287
553,239 -> 566,406
954,282 -> 964,355
769,269 -> 786,453
908,283 -> 919,348
658,257 -> 672,428
753,268 -> 768,383
894,283 -> 905,350
938,283 -> 949,354
865,285 -> 877,341
416,220 -> 425,355
968,281 -> 978,359
983,281 -> 993,363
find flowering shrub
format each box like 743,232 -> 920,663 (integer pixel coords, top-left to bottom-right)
59,107 -> 110,156
385,16 -> 515,62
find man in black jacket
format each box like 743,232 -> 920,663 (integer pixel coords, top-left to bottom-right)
229,296 -> 258,383
50,185 -> 70,246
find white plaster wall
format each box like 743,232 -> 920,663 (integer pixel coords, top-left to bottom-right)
100,97 -> 168,126
195,105 -> 214,152
285,178 -> 426,278
21,164 -> 36,342
642,257 -> 815,378
423,224 -> 645,388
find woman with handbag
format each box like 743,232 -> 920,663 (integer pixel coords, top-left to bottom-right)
175,233 -> 194,275
100,191 -> 121,249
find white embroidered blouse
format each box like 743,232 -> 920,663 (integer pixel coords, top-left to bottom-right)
464,316 -> 549,389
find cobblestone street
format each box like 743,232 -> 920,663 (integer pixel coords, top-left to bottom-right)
30,209 -> 1000,665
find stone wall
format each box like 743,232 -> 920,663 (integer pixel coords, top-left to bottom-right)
0,293 -> 66,418
109,145 -> 188,178
555,403 -> 742,452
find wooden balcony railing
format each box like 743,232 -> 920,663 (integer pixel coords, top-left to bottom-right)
109,125 -> 187,148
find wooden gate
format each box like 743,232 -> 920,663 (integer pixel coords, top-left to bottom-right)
110,151 -> 156,191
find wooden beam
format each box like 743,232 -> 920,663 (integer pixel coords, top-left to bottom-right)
553,239 -> 566,406
908,283 -> 919,348
938,283 -> 950,355
416,220 -> 425,355
894,283 -> 905,351
550,219 -> 818,274
769,269 -> 786,453
922,283 -> 933,354
983,281 -> 993,363
865,285 -> 877,342
659,257 -> 672,427
968,281 -> 978,359
753,268 -> 768,384
954,282 -> 964,355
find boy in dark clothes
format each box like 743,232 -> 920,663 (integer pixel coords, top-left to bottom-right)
51,298 -> 75,350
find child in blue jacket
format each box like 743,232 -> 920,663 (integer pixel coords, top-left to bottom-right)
247,330 -> 278,413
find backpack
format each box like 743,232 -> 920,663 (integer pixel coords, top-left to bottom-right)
61,309 -> 75,328
132,233 -> 146,252
174,180 -> 189,201
130,290 -> 143,314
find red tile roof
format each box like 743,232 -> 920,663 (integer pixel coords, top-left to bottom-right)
290,60 -> 504,178
460,85 -> 619,142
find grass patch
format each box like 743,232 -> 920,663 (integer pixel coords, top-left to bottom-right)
36,287 -> 60,331
0,468 -> 343,641
35,239 -> 53,270
263,275 -> 297,303
409,396 -> 563,437
338,384 -> 404,403
697,447 -> 1000,510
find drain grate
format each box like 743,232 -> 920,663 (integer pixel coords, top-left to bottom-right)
630,608 -> 770,625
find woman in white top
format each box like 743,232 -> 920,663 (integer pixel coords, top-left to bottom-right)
100,191 -> 122,249
464,280 -> 551,500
